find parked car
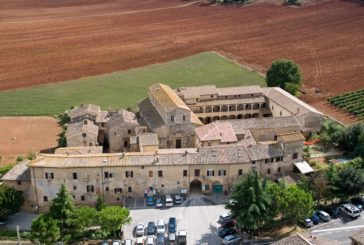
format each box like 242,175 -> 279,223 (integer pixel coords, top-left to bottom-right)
123,239 -> 133,245
222,235 -> 242,245
317,210 -> 331,222
311,213 -> 319,225
218,228 -> 237,238
168,232 -> 176,244
323,204 -> 340,219
165,195 -> 174,207
146,196 -> 155,206
146,236 -> 155,245
0,218 -> 8,226
156,234 -> 166,245
135,237 -> 145,245
155,196 -> 163,208
146,221 -> 156,235
351,196 -> 364,206
157,219 -> 166,234
299,218 -> 313,228
135,224 -> 145,236
340,203 -> 361,219
174,195 -> 182,205
168,217 -> 177,233
221,218 -> 235,228
112,240 -> 122,245
177,230 -> 187,245
218,213 -> 232,224
100,241 -> 109,245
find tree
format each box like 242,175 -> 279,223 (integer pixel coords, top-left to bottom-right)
285,185 -> 314,224
310,171 -> 329,204
30,214 -> 60,245
267,181 -> 289,220
319,120 -> 345,148
69,206 -> 98,243
0,185 -> 24,219
266,59 -> 302,95
338,123 -> 364,158
99,206 -> 131,238
96,196 -> 106,211
334,165 -> 364,200
226,171 -> 271,235
49,183 -> 75,242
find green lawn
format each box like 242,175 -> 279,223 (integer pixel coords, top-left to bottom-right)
0,52 -> 266,116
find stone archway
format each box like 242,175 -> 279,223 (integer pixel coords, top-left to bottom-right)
190,179 -> 202,193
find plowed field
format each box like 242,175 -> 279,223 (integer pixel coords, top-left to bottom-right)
0,0 -> 363,119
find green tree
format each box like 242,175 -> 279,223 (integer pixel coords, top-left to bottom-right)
338,123 -> 364,157
30,214 -> 60,245
49,183 -> 75,242
319,120 -> 345,148
285,185 -> 314,224
267,181 -> 289,220
69,206 -> 98,243
334,165 -> 364,200
0,185 -> 24,219
99,206 -> 131,238
226,171 -> 271,235
96,196 -> 106,211
310,171 -> 329,204
266,59 -> 302,95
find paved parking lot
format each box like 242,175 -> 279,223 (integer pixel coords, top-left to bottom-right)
123,194 -> 228,245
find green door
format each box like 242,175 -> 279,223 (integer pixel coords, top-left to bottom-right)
213,184 -> 223,194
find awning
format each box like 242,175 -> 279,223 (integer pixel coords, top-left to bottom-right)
294,161 -> 314,174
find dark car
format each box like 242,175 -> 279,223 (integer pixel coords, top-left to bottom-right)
156,234 -> 166,245
218,228 -> 237,238
0,218 -> 8,226
221,219 -> 235,228
168,217 -> 177,233
155,196 -> 163,208
146,196 -> 155,206
311,213 -> 319,225
323,205 -> 340,219
352,197 -> 364,211
146,221 -> 156,235
174,195 -> 182,205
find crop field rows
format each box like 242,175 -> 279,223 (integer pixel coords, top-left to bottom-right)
328,89 -> 364,120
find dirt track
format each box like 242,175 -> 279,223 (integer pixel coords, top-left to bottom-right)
0,0 -> 364,119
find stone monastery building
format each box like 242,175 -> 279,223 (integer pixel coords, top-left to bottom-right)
2,83 -> 324,211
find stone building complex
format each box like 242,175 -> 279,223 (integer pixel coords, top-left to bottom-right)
2,83 -> 324,211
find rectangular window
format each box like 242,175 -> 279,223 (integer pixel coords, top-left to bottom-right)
43,196 -> 48,202
207,169 -> 215,177
82,133 -> 86,137
252,161 -> 256,165
194,169 -> 200,177
183,170 -> 188,177
293,153 -> 298,159
81,196 -> 85,201
128,187 -> 132,193
114,188 -> 122,193
72,172 -> 78,179
265,159 -> 268,164
104,172 -> 109,178
125,171 -> 134,178
105,187 -> 109,191
171,116 -> 174,122
45,172 -> 54,179
73,186 -> 77,190
109,173 -> 113,178
204,184 -> 210,190
158,170 -> 163,177
17,181 -> 21,185
238,169 -> 243,176
149,171 -> 153,177
128,129 -> 132,134
276,157 -> 281,162
267,168 -> 271,174
86,185 -> 94,193
183,115 -> 186,121
218,169 -> 226,176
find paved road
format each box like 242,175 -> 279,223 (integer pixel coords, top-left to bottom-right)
124,194 -> 228,245
1,211 -> 38,231
309,212 -> 364,244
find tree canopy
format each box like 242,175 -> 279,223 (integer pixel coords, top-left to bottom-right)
99,206 -> 131,238
0,185 -> 24,219
30,214 -> 60,245
266,59 -> 302,95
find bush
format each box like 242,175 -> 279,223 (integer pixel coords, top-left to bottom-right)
0,164 -> 15,177
16,156 -> 24,163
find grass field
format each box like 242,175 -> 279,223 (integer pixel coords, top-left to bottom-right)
0,52 -> 265,116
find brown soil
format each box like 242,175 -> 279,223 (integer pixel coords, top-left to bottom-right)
0,117 -> 61,165
0,0 -> 363,122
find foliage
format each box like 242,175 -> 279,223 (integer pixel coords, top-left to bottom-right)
284,185 -> 314,224
0,52 -> 265,116
0,164 -> 15,177
0,230 -> 31,241
58,126 -> 67,147
96,196 -> 106,211
16,155 -> 24,163
30,214 -> 60,245
27,152 -> 36,160
328,89 -> 364,119
309,171 -> 329,204
319,120 -> 345,148
333,165 -> 364,200
0,185 -> 24,219
99,206 -> 131,238
58,112 -> 71,126
49,183 -> 75,242
337,123 -> 364,158
226,171 -> 271,234
266,59 -> 302,95
69,206 -> 98,243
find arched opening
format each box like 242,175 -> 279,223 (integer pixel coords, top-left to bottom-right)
228,115 -> 236,119
245,114 -> 252,119
237,114 -> 243,119
212,181 -> 223,194
253,103 -> 260,110
213,106 -> 220,112
229,105 -> 236,111
199,107 -> 204,113
252,113 -> 260,118
246,104 -> 252,110
190,179 -> 202,193
221,116 -> 228,120
198,117 -> 205,124
212,116 -> 220,122
237,104 -> 244,111
205,117 -> 212,124
205,107 -> 212,113
221,105 -> 228,112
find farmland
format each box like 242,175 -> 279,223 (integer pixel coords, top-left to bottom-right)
0,0 -> 364,121
328,89 -> 364,120
0,52 -> 265,116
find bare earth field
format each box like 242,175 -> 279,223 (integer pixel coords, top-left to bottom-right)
0,117 -> 61,165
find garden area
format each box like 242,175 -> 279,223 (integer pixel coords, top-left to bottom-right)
328,89 -> 364,121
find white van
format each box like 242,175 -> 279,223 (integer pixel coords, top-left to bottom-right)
317,210 -> 330,222
157,219 -> 166,234
165,195 -> 173,207
340,203 -> 361,219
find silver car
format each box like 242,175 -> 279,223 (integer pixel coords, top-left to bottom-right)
135,224 -> 145,236
222,235 -> 242,245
